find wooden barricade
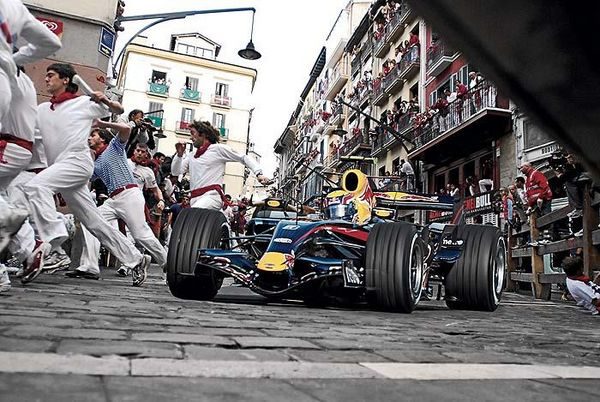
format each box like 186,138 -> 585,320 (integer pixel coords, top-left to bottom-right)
507,187 -> 600,299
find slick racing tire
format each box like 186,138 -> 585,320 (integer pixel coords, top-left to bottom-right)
366,222 -> 425,313
167,208 -> 227,300
445,225 -> 507,311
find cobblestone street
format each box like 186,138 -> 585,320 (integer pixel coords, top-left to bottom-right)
0,266 -> 599,401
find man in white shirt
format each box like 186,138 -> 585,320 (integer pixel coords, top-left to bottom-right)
400,159 -> 415,191
563,256 -> 600,315
0,0 -> 61,257
22,63 -> 150,284
171,120 -> 270,210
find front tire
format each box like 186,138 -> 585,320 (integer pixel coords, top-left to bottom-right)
445,225 -> 506,311
166,208 -> 227,300
366,222 -> 425,313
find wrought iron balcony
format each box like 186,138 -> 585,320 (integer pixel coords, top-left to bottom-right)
373,33 -> 390,58
211,94 -> 232,108
383,65 -> 402,96
409,80 -> 511,162
397,47 -> 420,80
426,40 -> 458,77
386,4 -> 410,43
180,88 -> 200,103
372,79 -> 387,106
339,129 -> 370,158
147,82 -> 169,97
325,61 -> 350,101
371,113 -> 414,156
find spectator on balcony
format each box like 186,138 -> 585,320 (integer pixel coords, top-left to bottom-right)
374,22 -> 385,41
465,176 -> 478,197
519,162 -> 553,216
382,60 -> 391,76
400,159 -> 415,191
455,79 -> 469,120
394,46 -> 403,64
408,32 -> 419,48
408,98 -> 419,113
478,158 -> 494,193
432,89 -> 450,132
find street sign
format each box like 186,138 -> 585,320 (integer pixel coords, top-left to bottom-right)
98,26 -> 115,57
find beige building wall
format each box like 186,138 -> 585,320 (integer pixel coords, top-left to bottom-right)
119,44 -> 257,197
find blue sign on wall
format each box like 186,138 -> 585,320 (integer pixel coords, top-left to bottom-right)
98,26 -> 115,57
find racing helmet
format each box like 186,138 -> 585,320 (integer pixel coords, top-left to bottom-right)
324,200 -> 356,220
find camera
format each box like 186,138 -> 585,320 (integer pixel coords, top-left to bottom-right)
548,149 -> 567,173
141,117 -> 159,132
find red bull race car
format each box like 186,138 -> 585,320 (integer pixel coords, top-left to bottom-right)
166,169 -> 506,313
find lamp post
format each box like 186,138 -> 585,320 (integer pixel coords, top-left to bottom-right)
112,7 -> 261,78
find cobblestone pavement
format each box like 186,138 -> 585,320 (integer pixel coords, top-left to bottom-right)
0,266 -> 599,401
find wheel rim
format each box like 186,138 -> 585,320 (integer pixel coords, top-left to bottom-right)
493,237 -> 507,303
409,235 -> 424,302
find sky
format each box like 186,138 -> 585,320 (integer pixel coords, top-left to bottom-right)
115,0 -> 350,176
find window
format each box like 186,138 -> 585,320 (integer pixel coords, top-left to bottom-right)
215,82 -> 229,97
434,173 -> 445,193
185,76 -> 199,91
148,102 -> 163,113
524,120 -> 553,149
181,108 -> 194,122
378,166 -> 386,176
199,48 -> 214,59
151,70 -> 166,84
212,112 -> 226,128
449,167 -> 459,188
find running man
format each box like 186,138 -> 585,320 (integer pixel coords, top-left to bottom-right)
23,63 -> 150,285
171,121 -> 270,210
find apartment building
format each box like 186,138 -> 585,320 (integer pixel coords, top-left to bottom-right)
117,34 -> 258,197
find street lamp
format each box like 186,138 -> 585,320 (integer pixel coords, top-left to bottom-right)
238,11 -> 261,60
112,7 -> 261,78
332,122 -> 347,137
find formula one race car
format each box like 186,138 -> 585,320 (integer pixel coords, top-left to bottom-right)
166,169 -> 507,313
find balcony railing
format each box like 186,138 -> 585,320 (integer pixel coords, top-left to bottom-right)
325,60 -> 349,101
371,113 -> 414,156
211,94 -> 232,108
339,129 -> 369,157
180,88 -> 200,102
372,79 -> 387,106
382,65 -> 402,95
411,80 -> 506,149
373,32 -> 390,58
386,4 -> 410,43
147,82 -> 169,97
218,127 -> 229,139
398,46 -> 420,80
175,120 -> 191,133
426,40 -> 457,76
330,103 -> 345,126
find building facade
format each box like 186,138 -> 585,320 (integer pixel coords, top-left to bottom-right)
117,34 -> 258,198
23,0 -> 121,101
275,0 -> 560,224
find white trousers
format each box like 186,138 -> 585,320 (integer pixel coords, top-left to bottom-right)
191,191 -> 222,210
0,143 -> 32,189
79,188 -> 167,274
5,171 -> 36,262
0,69 -> 10,132
24,152 -> 142,267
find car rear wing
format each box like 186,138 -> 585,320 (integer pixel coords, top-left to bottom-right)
375,191 -> 455,211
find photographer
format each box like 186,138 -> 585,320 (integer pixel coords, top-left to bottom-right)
552,150 -> 588,219
124,109 -> 157,158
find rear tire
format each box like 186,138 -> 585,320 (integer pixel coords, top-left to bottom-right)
167,208 -> 227,300
445,225 -> 506,311
366,222 -> 425,313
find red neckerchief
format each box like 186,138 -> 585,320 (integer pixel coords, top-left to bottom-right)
130,156 -> 151,167
94,144 -> 108,159
50,91 -> 79,110
194,142 -> 210,158
568,275 -> 592,283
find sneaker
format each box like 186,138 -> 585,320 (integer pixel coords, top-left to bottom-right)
43,251 -> 71,273
0,265 -> 11,293
0,207 -> 29,253
538,239 -> 551,245
5,257 -> 22,275
116,265 -> 130,277
526,241 -> 539,247
574,229 -> 584,237
567,209 -> 583,219
21,241 -> 50,284
132,255 -> 150,287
